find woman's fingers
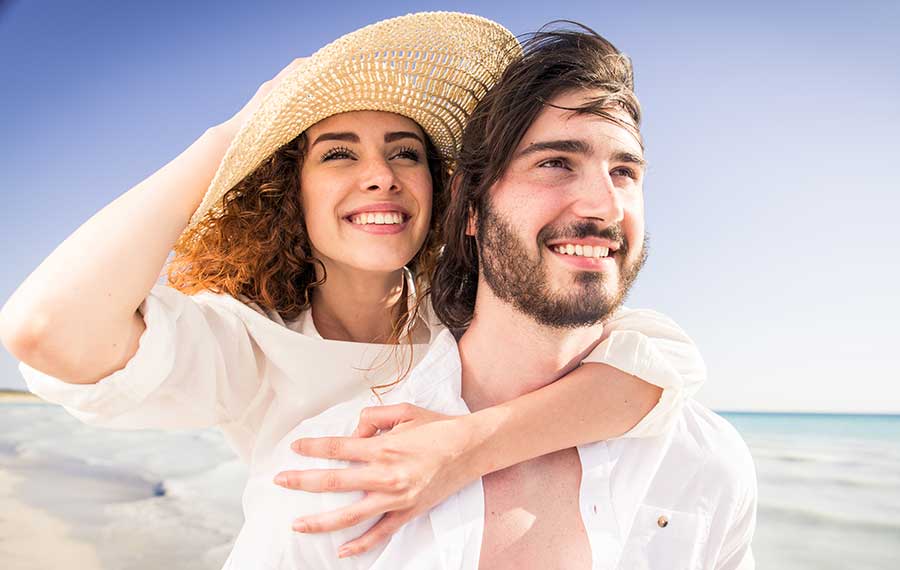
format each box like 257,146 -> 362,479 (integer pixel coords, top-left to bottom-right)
291,435 -> 375,461
258,57 -> 307,96
221,57 -> 309,134
290,494 -> 395,534
276,57 -> 308,80
353,403 -> 431,437
337,512 -> 409,558
274,467 -> 409,494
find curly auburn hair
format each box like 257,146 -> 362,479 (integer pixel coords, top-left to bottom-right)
165,127 -> 448,340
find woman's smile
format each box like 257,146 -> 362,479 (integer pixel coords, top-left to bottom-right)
343,201 -> 412,234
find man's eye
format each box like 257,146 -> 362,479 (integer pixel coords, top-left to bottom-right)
612,166 -> 637,179
538,158 -> 569,169
321,146 -> 354,162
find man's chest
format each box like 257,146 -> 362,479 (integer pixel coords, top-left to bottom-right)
478,447 -> 592,570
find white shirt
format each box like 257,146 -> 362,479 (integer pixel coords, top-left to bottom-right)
224,329 -> 757,570
19,284 -> 736,568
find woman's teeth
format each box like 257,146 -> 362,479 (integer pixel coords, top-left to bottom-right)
551,244 -> 611,258
350,212 -> 404,225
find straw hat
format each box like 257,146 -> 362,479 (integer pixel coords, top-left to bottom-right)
187,12 -> 520,233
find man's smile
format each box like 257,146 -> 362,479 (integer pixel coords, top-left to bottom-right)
543,237 -> 621,270
549,243 -> 611,258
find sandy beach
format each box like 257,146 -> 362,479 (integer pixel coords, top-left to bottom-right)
0,468 -> 103,570
0,391 -> 41,403
0,402 -> 244,569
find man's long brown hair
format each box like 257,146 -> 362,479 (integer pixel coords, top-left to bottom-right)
429,23 -> 643,332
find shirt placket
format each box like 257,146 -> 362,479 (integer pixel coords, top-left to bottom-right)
428,479 -> 485,570
577,442 -> 624,570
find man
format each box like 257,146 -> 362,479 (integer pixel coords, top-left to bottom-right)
287,26 -> 757,569
429,27 -> 757,569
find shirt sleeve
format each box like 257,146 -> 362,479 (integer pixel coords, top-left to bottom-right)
19,284 -> 265,430
582,307 -> 707,438
715,463 -> 758,570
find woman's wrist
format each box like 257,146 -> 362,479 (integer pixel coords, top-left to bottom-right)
204,121 -> 239,148
453,407 -> 509,479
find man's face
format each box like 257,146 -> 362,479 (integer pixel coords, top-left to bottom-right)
475,89 -> 647,328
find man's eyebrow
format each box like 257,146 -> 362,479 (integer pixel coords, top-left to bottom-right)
310,132 -> 360,147
384,131 -> 424,144
516,140 -> 646,167
612,150 -> 647,168
516,139 -> 592,158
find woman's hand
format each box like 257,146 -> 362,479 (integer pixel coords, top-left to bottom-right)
214,57 -> 307,140
274,404 -> 479,558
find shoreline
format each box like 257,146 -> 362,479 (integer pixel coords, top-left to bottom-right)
0,391 -> 41,403
0,467 -> 103,570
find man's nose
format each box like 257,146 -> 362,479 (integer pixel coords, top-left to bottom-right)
360,158 -> 400,193
572,171 -> 624,223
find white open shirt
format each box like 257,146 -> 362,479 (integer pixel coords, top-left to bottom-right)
20,284 -> 755,569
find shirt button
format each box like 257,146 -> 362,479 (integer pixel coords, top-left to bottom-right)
657,515 -> 669,528
592,504 -> 598,515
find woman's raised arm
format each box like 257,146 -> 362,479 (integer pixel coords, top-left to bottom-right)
0,59 -> 303,384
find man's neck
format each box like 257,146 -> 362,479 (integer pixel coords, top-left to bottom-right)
458,285 -> 604,412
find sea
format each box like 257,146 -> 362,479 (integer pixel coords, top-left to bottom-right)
0,402 -> 898,569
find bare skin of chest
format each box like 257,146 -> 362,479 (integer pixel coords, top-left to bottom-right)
479,447 -> 591,570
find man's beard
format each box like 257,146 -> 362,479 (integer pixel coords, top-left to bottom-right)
477,199 -> 647,329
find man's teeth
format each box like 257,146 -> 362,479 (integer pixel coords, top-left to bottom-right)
551,244 -> 611,258
350,212 -> 405,225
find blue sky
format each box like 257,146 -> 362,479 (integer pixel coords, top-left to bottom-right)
1,0 -> 898,412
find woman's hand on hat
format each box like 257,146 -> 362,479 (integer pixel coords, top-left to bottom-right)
216,57 -> 308,139
275,404 -> 480,558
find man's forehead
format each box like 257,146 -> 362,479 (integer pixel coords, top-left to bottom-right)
546,89 -> 607,111
516,94 -> 643,158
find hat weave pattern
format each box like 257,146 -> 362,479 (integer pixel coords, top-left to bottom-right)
189,12 -> 520,232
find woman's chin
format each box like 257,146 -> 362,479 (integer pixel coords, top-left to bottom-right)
324,256 -> 416,277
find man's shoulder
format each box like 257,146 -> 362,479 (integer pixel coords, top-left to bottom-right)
673,401 -> 757,491
610,400 -> 755,486
679,400 -> 747,442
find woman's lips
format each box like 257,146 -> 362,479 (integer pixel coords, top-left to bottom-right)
348,211 -> 406,226
344,211 -> 410,235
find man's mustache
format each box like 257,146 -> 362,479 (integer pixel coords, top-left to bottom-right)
538,222 -> 629,254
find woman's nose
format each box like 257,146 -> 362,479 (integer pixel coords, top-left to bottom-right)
361,158 -> 400,193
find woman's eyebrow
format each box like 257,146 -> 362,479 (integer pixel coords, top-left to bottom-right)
310,131 -> 424,147
310,132 -> 359,147
384,131 -> 424,144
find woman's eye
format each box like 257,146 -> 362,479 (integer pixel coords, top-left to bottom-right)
321,146 -> 354,162
392,146 -> 420,161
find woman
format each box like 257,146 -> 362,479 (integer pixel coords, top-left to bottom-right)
0,12 -> 703,567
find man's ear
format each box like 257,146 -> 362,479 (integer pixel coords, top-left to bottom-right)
466,207 -> 478,237
451,176 -> 478,237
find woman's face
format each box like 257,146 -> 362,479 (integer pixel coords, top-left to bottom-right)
300,111 -> 433,277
